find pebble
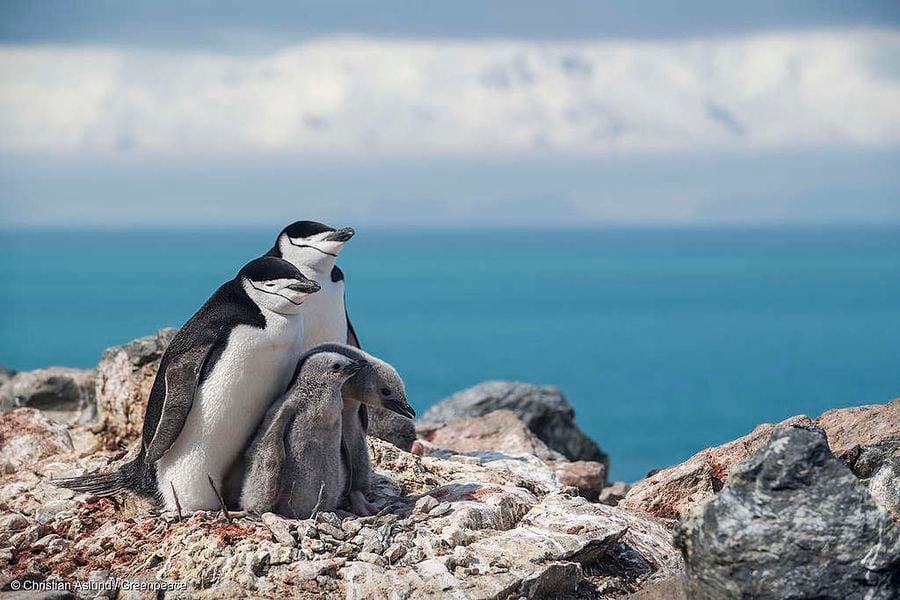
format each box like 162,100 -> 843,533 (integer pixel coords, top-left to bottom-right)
384,543 -> 406,563
428,502 -> 452,518
0,513 -> 28,531
342,519 -> 363,536
358,551 -> 387,566
316,522 -> 346,541
414,495 -> 439,514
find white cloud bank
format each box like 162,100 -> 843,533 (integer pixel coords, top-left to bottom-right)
1,29 -> 899,157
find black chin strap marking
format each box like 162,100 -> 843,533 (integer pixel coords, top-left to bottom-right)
250,282 -> 304,306
288,239 -> 337,257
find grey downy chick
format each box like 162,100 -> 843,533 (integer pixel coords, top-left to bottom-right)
287,343 -> 414,515
240,349 -> 365,517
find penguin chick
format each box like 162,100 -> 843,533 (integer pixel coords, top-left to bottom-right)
240,350 -> 365,517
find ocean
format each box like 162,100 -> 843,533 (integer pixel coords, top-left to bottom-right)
1,227 -> 899,482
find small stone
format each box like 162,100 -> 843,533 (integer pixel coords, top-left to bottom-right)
361,537 -> 384,555
414,495 -> 439,513
598,481 -> 631,506
335,542 -> 356,557
34,500 -> 69,523
358,551 -> 387,566
316,521 -> 346,540
31,533 -> 59,551
315,511 -> 342,529
384,543 -> 406,563
441,524 -> 468,547
342,519 -> 363,536
428,502 -> 451,517
261,512 -> 296,546
0,513 -> 28,531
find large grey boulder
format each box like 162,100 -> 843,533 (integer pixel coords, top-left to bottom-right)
674,427 -> 900,600
0,367 -> 96,424
420,381 -> 607,466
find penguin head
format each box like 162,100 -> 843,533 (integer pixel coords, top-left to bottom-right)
304,351 -> 367,384
345,355 -> 416,419
272,221 -> 355,272
240,256 -> 321,315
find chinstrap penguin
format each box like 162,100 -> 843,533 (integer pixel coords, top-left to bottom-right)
264,221 -> 378,510
239,349 -> 366,517
331,345 -> 414,515
265,220 -> 360,350
56,256 -> 320,512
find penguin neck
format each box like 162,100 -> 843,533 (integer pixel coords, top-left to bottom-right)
279,240 -> 339,277
297,379 -> 343,426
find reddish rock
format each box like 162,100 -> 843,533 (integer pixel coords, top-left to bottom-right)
553,461 -> 607,501
0,408 -> 74,473
623,399 -> 900,520
816,399 -> 900,456
415,409 -> 565,462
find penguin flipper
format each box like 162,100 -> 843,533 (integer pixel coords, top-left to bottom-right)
346,311 -> 361,349
144,341 -> 215,464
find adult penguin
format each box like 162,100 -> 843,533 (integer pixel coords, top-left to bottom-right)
265,221 -> 385,514
57,256 -> 320,512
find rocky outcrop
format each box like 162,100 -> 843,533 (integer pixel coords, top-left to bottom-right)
0,409 -> 74,475
414,410 -> 609,501
416,409 -> 565,463
0,367 -> 96,424
0,421 -> 679,598
623,398 -> 900,520
421,381 -> 608,467
93,328 -> 177,442
674,427 -> 900,599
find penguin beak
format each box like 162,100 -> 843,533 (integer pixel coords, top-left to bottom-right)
382,397 -> 416,420
287,279 -> 321,294
324,227 -> 355,242
340,359 -> 367,376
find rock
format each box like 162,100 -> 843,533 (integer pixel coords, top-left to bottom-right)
674,427 -> 900,599
420,381 -> 607,465
0,408 -> 74,474
261,513 -> 296,546
0,512 -> 29,531
624,398 -> 900,519
553,461 -> 607,501
815,397 -> 900,456
843,439 -> 900,520
93,328 -> 177,441
414,495 -> 439,514
366,406 -> 416,450
597,481 -> 630,506
416,409 -> 565,463
0,367 -> 96,423
622,414 -> 813,519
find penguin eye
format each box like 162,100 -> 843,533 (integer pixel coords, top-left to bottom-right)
380,388 -> 391,396
332,363 -> 341,371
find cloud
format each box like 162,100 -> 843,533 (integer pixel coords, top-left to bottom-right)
1,29 -> 899,157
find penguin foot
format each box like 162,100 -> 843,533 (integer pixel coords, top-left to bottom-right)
349,491 -> 378,516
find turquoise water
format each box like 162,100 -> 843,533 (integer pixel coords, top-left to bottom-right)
2,227 -> 899,481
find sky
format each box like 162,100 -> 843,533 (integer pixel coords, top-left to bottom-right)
1,1 -> 899,228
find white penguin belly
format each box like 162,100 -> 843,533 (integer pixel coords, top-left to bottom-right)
157,318 -> 303,511
299,277 -> 347,350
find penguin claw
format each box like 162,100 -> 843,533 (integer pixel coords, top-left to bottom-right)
349,491 -> 378,516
